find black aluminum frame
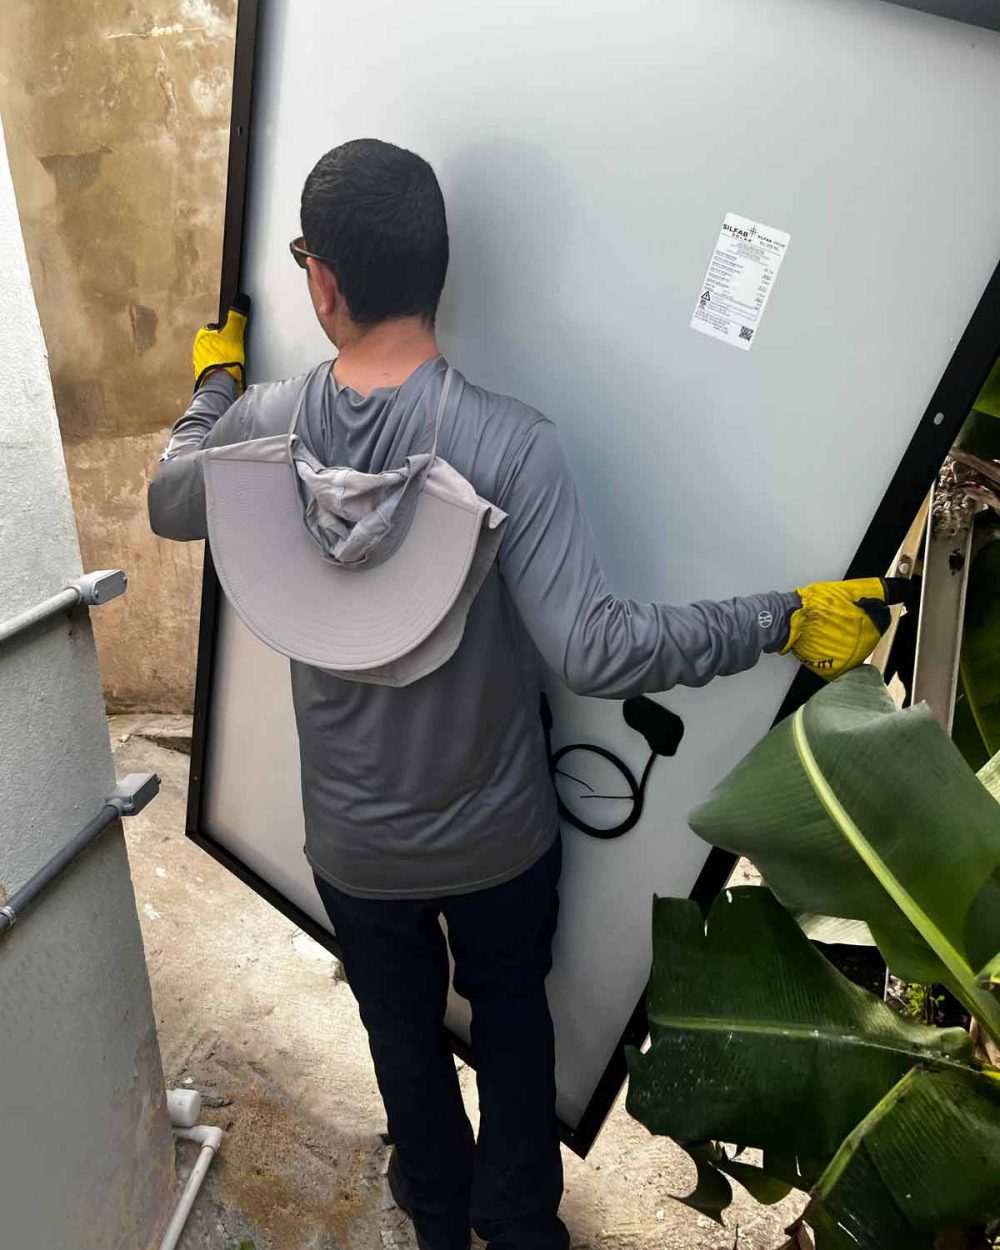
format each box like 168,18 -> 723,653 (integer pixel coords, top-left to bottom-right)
185,0 -> 1000,1156
885,0 -> 1000,31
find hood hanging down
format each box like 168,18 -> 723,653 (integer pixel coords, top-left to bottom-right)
293,446 -> 434,570
201,364 -> 508,687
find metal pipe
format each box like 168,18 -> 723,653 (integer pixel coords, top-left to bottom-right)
0,774 -> 160,937
0,570 -> 128,647
0,805 -> 116,935
0,587 -> 80,646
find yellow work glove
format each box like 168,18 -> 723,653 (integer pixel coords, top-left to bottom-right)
192,294 -> 250,392
781,577 -> 890,680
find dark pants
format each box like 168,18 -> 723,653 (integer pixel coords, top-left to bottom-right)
313,838 -> 570,1250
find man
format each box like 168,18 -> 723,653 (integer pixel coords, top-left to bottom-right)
149,138 -> 888,1250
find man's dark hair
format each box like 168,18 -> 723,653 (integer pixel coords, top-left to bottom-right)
301,139 -> 449,326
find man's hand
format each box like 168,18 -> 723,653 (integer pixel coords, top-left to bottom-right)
193,294 -> 250,392
781,577 -> 890,680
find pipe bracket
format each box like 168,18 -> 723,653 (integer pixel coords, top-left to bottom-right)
107,773 -> 161,817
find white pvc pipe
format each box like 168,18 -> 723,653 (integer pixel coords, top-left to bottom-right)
158,1116 -> 224,1250
166,1088 -> 202,1129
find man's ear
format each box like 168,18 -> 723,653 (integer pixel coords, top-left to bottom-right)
307,258 -> 341,316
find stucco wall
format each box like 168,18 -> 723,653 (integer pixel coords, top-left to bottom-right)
0,0 -> 237,712
0,115 -> 174,1249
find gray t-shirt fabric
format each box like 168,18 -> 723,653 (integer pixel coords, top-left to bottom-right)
149,356 -> 797,899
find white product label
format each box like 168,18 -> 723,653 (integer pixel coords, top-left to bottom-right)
690,213 -> 790,351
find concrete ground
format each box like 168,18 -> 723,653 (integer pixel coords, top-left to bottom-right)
111,718 -> 804,1250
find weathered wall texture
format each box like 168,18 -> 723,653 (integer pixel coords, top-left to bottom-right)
0,0 -> 237,712
0,115 -> 175,1250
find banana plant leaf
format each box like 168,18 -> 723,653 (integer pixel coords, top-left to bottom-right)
789,1066 -> 1000,1250
979,737 -> 1000,987
675,1142 -> 793,1223
676,1143 -> 741,1221
955,410 -> 1000,460
958,538 -> 1000,764
981,749 -> 1000,803
687,666 -> 1000,1041
953,681 -> 990,773
797,914 -> 875,947
975,357 -> 1000,421
626,889 -> 975,1171
954,357 -> 1000,457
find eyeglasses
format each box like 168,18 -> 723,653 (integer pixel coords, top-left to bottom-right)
289,236 -> 336,270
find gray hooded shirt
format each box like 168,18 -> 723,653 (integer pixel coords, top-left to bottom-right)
149,357 -> 796,899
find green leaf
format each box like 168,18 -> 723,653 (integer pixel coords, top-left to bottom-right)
626,889 -> 975,1164
797,914 -> 876,947
953,680 -> 990,773
867,919 -> 948,987
955,362 -> 1000,458
717,1154 -> 793,1206
681,1142 -> 796,1220
763,1147 -> 827,1192
975,357 -> 1000,421
979,950 -> 1000,986
959,540 -> 1000,763
806,1175 -> 930,1249
980,748 -> 1000,803
688,666 -> 1000,1042
674,1143 -> 735,1222
801,1066 -> 1000,1249
956,409 -> 1000,460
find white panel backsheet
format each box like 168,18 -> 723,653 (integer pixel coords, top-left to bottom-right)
205,0 -> 1000,1132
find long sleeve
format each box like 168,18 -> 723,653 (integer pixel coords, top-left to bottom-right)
497,419 -> 797,699
148,372 -> 252,541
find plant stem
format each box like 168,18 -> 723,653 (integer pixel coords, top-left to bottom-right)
815,1066 -> 919,1200
791,1066 -> 921,1235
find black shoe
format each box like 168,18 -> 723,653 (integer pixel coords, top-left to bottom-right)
386,1149 -> 470,1250
386,1148 -> 413,1217
387,1149 -> 432,1250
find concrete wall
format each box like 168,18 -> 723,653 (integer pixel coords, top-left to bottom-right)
0,0 -> 237,713
0,116 -> 175,1250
